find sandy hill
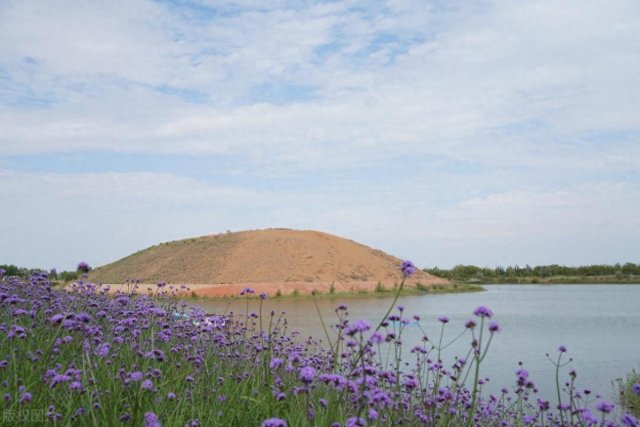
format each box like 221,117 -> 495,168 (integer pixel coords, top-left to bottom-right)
89,229 -> 448,296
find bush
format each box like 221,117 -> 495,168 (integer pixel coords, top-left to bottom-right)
416,282 -> 429,291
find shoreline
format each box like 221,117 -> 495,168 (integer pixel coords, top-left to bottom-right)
185,283 -> 484,301
61,281 -> 483,300
454,279 -> 640,285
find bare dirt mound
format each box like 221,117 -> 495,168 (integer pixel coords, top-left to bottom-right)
89,229 -> 448,296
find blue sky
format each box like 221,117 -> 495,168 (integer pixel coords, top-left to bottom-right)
1,0 -> 639,270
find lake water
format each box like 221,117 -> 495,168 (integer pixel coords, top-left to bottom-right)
191,285 -> 640,402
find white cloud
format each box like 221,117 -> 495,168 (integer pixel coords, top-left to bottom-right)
1,1 -> 639,268
1,0 -> 638,172
426,182 -> 640,240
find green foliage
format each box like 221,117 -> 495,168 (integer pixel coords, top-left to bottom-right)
0,264 -> 81,282
616,368 -> 640,417
424,263 -> 640,283
0,264 -> 46,278
0,264 -> 21,277
415,282 -> 429,291
374,281 -> 385,293
59,271 -> 79,282
291,289 -> 299,297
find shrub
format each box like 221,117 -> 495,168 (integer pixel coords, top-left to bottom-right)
416,282 -> 429,291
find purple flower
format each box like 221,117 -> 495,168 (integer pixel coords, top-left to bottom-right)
596,400 -> 615,413
368,332 -> 383,345
69,381 -> 83,392
270,358 -> 283,370
488,321 -> 501,333
130,372 -> 143,382
49,314 -> 64,324
144,411 -> 161,427
632,383 -> 640,395
20,392 -> 32,404
261,418 -> 287,427
465,319 -> 477,329
167,392 -> 176,400
438,316 -> 449,324
142,379 -> 153,390
622,413 -> 639,427
401,260 -> 416,277
346,416 -> 367,427
50,374 -> 71,388
299,366 -> 316,384
368,408 -> 378,420
473,306 -> 493,318
95,343 -> 110,358
240,287 -> 255,296
581,408 -> 597,424
559,345 -> 567,353
77,262 -> 91,273
345,319 -> 371,336
516,369 -> 529,382
259,292 -> 267,300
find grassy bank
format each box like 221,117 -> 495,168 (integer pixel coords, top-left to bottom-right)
184,283 -> 484,301
464,276 -> 640,285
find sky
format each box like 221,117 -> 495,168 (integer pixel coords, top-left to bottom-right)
1,0 -> 639,271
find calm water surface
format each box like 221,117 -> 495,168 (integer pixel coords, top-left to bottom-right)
192,285 -> 640,401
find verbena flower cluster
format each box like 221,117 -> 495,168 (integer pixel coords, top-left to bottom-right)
0,267 -> 637,426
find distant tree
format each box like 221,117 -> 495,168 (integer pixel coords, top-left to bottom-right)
59,271 -> 79,282
0,264 -> 21,277
622,262 -> 638,275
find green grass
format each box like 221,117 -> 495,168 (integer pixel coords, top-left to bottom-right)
183,283 -> 484,302
615,368 -> 640,417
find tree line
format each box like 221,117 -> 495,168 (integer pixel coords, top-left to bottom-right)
425,263 -> 640,282
0,264 -> 81,282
